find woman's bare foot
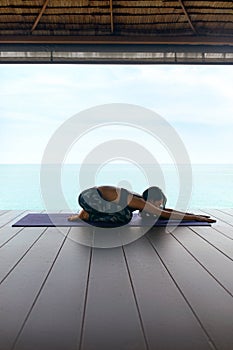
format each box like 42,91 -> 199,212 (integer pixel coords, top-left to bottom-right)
68,210 -> 89,221
68,214 -> 79,221
79,210 -> 90,220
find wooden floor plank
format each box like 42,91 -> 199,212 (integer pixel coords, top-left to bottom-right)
198,209 -> 233,239
0,227 -> 69,350
13,230 -> 91,350
187,226 -> 233,259
0,210 -> 9,216
217,208 -> 233,216
168,226 -> 233,295
0,225 -> 24,247
210,225 -> 233,240
69,226 -> 95,248
0,227 -> 47,284
0,210 -> 26,228
80,245 -> 147,350
147,228 -> 233,350
123,235 -> 213,350
202,209 -> 233,226
0,211 -> 44,247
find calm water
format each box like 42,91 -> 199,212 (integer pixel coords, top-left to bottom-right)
0,164 -> 232,210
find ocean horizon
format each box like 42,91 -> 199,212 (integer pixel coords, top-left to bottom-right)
0,163 -> 232,211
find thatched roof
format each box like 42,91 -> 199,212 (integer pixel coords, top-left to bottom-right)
0,0 -> 232,63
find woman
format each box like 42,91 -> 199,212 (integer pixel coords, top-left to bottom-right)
68,186 -> 216,225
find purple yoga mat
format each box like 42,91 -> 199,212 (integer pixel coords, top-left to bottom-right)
12,213 -> 211,227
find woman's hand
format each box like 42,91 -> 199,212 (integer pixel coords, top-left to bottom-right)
68,210 -> 90,221
192,215 -> 216,223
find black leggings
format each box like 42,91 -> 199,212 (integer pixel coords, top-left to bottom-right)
78,187 -> 132,226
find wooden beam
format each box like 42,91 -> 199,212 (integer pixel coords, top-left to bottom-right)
178,0 -> 197,34
0,35 -> 232,46
31,0 -> 50,33
110,0 -> 114,33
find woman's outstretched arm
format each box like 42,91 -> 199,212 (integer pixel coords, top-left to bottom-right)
128,196 -> 216,223
164,208 -> 210,218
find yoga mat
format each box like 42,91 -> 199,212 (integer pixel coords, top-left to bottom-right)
12,213 -> 211,227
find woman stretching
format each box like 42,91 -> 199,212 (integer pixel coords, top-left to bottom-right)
68,186 -> 216,225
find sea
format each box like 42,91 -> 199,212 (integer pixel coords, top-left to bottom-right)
0,164 -> 232,211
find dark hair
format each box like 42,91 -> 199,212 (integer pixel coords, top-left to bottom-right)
142,186 -> 167,209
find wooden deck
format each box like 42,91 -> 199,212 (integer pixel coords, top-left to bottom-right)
0,209 -> 233,350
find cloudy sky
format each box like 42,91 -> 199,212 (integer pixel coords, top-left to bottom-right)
0,64 -> 232,164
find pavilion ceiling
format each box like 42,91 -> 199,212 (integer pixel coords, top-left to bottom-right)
0,0 -> 232,63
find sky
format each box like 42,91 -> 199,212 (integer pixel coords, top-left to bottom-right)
0,64 -> 232,164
